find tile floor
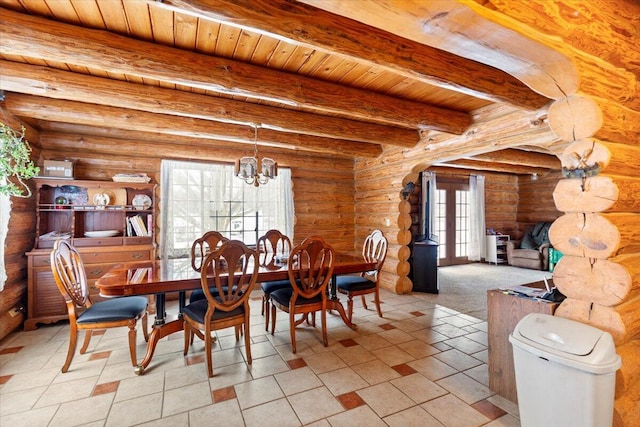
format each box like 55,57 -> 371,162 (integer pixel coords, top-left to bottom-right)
0,288 -> 521,426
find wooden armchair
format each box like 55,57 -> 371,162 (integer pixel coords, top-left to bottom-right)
269,236 -> 334,353
335,229 -> 388,321
190,231 -> 229,303
50,239 -> 149,373
256,229 -> 293,330
182,240 -> 259,377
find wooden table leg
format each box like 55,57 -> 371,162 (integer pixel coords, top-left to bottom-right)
135,316 -> 183,375
328,274 -> 357,330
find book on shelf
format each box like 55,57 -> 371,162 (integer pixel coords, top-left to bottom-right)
127,215 -> 149,236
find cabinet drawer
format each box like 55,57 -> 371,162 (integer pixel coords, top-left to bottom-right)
79,250 -> 151,264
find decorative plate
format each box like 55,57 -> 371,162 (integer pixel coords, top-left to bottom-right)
84,230 -> 120,238
132,194 -> 152,210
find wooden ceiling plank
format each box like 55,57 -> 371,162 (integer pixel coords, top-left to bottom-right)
0,60 -> 417,147
4,93 -> 383,158
0,7 -> 470,134
161,0 -> 549,110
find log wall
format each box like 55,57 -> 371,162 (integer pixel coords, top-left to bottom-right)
0,111 -> 39,341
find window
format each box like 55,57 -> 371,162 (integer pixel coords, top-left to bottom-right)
0,187 -> 9,291
160,160 -> 294,259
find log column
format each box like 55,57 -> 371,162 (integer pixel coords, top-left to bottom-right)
548,95 -> 640,426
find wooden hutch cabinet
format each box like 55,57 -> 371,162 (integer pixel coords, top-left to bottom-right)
25,178 -> 156,330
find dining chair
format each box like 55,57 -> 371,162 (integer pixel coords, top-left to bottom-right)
256,229 -> 293,330
269,236 -> 334,353
50,239 -> 149,373
182,240 -> 259,377
335,229 -> 388,321
189,230 -> 229,303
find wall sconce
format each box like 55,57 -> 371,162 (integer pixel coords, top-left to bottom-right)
531,173 -> 539,181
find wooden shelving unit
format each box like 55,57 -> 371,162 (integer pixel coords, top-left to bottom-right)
25,178 -> 157,330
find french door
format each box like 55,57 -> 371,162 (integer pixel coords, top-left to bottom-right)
434,180 -> 471,266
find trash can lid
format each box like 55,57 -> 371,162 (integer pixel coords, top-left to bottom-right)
517,313 -> 603,356
510,313 -> 622,374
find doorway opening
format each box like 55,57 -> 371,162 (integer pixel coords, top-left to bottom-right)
434,177 -> 470,266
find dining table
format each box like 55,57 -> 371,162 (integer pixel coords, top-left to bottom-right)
96,252 -> 377,375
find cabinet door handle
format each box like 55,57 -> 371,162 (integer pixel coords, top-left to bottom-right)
90,269 -> 104,275
132,253 -> 144,259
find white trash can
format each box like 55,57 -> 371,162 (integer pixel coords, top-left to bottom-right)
509,313 -> 621,427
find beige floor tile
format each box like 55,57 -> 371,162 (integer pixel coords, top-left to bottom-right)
247,353 -> 289,378
484,413 -> 521,426
390,373 -> 448,404
464,364 -> 490,387
137,412 -> 189,427
443,336 -> 487,354
353,333 -> 393,351
377,329 -> 415,345
397,339 -> 440,359
351,359 -> 401,385
432,349 -> 483,371
207,362 -> 253,389
333,345 -> 377,366
436,373 -> 493,405
356,382 -> 415,417
318,366 -> 369,396
0,404 -> 59,427
440,315 -> 476,328
275,366 -> 323,395
49,393 -> 114,427
421,394 -> 490,427
409,328 -> 449,345
408,356 -> 458,381
234,375 -> 284,409
106,391 -> 163,426
431,324 -> 470,339
0,366 -> 60,393
371,346 -> 415,366
163,362 -> 211,390
34,376 -> 97,408
288,386 -> 344,425
162,381 -> 212,417
0,386 -> 47,416
383,405 -> 445,427
242,397 -> 301,427
465,330 -> 488,346
303,351 -> 347,374
190,399 -> 245,427
114,371 -> 165,402
327,405 -> 389,427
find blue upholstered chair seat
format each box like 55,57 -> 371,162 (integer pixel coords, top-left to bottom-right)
335,275 -> 375,292
182,299 -> 245,324
76,296 -> 148,324
261,279 -> 291,294
270,287 -> 322,306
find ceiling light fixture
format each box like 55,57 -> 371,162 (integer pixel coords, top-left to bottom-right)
235,124 -> 277,187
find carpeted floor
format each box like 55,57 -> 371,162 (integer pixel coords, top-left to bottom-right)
418,263 -> 552,321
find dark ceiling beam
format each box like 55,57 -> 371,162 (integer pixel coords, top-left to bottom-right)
0,60 -> 416,147
161,0 -> 550,110
0,7 -> 471,135
3,94 -> 383,158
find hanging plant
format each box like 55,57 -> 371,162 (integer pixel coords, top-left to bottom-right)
1,123 -> 40,198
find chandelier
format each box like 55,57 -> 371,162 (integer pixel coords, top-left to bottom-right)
235,124 -> 278,187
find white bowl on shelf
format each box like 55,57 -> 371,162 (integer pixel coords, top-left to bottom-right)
84,230 -> 120,238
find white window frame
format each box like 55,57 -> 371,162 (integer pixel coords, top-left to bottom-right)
160,160 -> 294,259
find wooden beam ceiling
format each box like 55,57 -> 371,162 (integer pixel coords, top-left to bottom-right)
0,60 -> 415,148
160,0 -> 550,109
0,7 -> 471,134
4,93 -> 382,158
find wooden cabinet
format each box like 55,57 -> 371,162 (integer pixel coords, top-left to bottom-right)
485,234 -> 510,265
487,284 -> 560,403
25,178 -> 156,330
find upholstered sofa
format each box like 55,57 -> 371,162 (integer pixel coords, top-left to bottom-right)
506,222 -> 552,270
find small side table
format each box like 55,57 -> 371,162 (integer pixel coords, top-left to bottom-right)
487,283 -> 561,403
